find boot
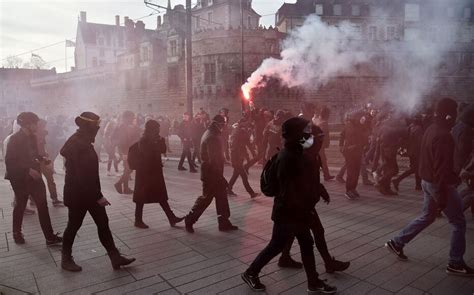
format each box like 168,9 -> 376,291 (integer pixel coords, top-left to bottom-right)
134,220 -> 149,229
325,257 -> 350,273
218,219 -> 239,232
108,251 -> 136,270
278,255 -> 303,269
184,216 -> 194,233
168,215 -> 184,227
13,232 -> 25,244
61,254 -> 82,272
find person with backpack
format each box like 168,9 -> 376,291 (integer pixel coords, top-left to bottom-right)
127,120 -> 184,229
242,117 -> 337,294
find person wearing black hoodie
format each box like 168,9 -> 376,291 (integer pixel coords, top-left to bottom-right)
184,115 -> 238,233
241,117 -> 337,294
385,98 -> 474,276
61,112 -> 135,272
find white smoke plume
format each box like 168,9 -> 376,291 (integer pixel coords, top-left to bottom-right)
242,3 -> 465,113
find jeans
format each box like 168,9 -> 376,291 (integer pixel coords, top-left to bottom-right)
377,146 -> 399,189
63,205 -> 118,256
248,222 -> 319,285
11,179 -> 55,240
40,162 -> 59,200
228,164 -> 255,195
393,181 -> 466,266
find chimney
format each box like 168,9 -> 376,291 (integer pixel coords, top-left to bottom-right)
80,11 -> 87,22
115,15 -> 120,26
157,15 -> 162,29
124,16 -> 129,23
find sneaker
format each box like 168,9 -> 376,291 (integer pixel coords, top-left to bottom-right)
134,221 -> 149,229
61,255 -> 82,272
250,193 -> 260,199
189,168 -> 198,173
169,216 -> 184,227
241,270 -> 266,292
446,264 -> 474,276
336,176 -> 345,184
325,257 -> 350,273
24,208 -> 36,215
218,220 -> 239,232
345,191 -> 356,200
13,232 -> 25,244
385,240 -> 408,261
46,233 -> 63,246
278,255 -> 303,269
307,279 -> 337,294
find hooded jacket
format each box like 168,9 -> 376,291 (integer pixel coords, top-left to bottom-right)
200,122 -> 225,182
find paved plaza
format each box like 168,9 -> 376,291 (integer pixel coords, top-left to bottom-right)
0,144 -> 474,295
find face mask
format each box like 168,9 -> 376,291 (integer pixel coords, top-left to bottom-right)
300,135 -> 314,149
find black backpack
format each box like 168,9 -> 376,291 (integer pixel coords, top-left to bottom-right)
260,152 -> 280,197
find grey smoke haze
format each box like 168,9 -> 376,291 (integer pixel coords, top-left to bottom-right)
242,2 -> 467,112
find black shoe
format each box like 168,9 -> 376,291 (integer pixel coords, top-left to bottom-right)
114,183 -> 123,194
184,216 -> 194,233
385,240 -> 408,261
218,221 -> 239,232
392,180 -> 400,192
241,270 -> 266,292
250,193 -> 260,199
324,176 -> 335,182
345,191 -> 356,200
190,168 -> 198,173
336,176 -> 345,184
307,279 -> 337,294
325,257 -> 350,273
52,199 -> 64,207
108,251 -> 136,270
227,190 -> 237,197
46,233 -> 63,246
278,255 -> 303,269
353,190 -> 361,198
169,216 -> 184,227
387,188 -> 398,196
134,221 -> 149,229
61,254 -> 82,272
375,184 -> 390,195
178,166 -> 187,171
446,264 -> 474,276
363,180 -> 374,186
13,232 -> 25,244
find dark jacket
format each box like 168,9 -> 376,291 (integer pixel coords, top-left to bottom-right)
272,142 -> 319,224
451,121 -> 474,175
113,123 -> 141,155
342,120 -> 367,154
4,130 -> 41,183
230,126 -> 251,167
178,120 -> 194,143
317,119 -> 330,149
128,136 -> 168,204
419,122 -> 459,189
61,130 -> 103,208
407,122 -> 424,158
200,123 -> 225,182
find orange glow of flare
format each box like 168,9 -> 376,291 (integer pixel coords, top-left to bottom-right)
241,83 -> 251,101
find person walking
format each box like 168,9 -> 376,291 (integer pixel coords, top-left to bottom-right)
61,112 -> 135,272
128,120 -> 184,229
178,112 -> 197,173
385,98 -> 474,276
184,115 -> 238,233
5,112 -> 63,245
314,106 -> 335,181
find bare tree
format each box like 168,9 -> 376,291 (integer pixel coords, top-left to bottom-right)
2,55 -> 23,68
23,55 -> 47,69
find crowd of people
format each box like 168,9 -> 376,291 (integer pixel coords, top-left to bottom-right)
2,96 -> 474,294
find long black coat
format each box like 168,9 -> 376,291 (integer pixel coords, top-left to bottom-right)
128,136 -> 168,204
61,130 -> 103,208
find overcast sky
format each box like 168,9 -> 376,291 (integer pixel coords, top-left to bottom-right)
0,0 -> 288,72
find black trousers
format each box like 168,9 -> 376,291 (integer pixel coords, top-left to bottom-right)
282,211 -> 332,265
179,141 -> 194,168
247,222 -> 319,285
62,205 -> 118,256
116,157 -> 132,189
135,201 -> 175,222
394,155 -> 421,187
11,179 -> 55,240
187,178 -> 230,224
344,149 -> 363,192
228,164 -> 255,195
378,147 -> 399,189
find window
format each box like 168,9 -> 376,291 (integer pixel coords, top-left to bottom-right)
208,12 -> 213,23
387,26 -> 396,40
141,70 -> 148,89
92,57 -> 98,67
204,63 -> 216,84
405,4 -> 420,21
368,26 -> 377,40
168,66 -> 179,88
370,5 -> 380,17
170,40 -> 177,56
464,7 -> 471,19
315,4 -> 323,15
352,5 -> 360,16
333,4 -> 342,16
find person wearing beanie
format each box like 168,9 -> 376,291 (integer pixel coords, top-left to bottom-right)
60,112 -> 135,272
5,112 -> 63,245
242,117 -> 337,294
184,114 -> 238,233
127,119 -> 184,229
386,98 -> 474,276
